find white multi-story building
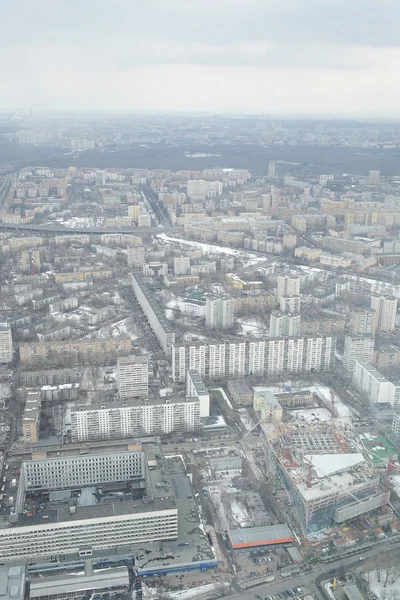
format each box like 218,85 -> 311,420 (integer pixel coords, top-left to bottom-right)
180,298 -> 206,318
343,335 -> 375,373
277,276 -> 301,300
353,361 -> 399,407
71,398 -> 200,442
279,295 -> 301,313
127,245 -> 145,267
268,160 -> 276,179
117,356 -> 148,398
174,256 -> 190,275
392,412 -> 400,444
187,180 -> 222,199
269,312 -> 301,337
172,335 -> 336,381
205,295 -> 234,330
186,370 -> 210,417
22,450 -> 145,491
0,323 -> 13,363
371,295 -> 397,332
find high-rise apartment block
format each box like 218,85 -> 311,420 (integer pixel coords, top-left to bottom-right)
269,311 -> 301,337
277,276 -> 301,300
353,361 -> 399,408
127,245 -> 145,267
280,295 -> 301,313
71,398 -> 200,442
206,296 -> 234,330
371,295 -> 397,333
343,335 -> 375,373
172,335 -> 336,381
268,161 -> 276,179
186,370 -> 210,417
0,323 -> 13,363
174,256 -> 190,275
187,180 -> 222,199
117,356 -> 148,398
350,308 -> 377,335
262,194 -> 272,213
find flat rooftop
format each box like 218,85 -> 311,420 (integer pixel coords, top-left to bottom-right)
228,524 -> 293,548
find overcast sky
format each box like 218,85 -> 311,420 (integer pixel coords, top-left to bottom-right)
2,0 -> 400,114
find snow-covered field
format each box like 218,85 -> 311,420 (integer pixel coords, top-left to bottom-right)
55,216 -> 105,229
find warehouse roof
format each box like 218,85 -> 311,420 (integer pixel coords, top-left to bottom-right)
228,524 -> 293,548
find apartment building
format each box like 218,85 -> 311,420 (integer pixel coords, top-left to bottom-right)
49,297 -> 79,313
186,370 -> 210,417
353,361 -> 399,408
269,311 -> 301,337
206,295 -> 235,330
371,295 -> 398,333
131,273 -> 175,353
117,356 -> 148,398
277,276 -> 301,300
300,315 -> 345,336
350,308 -> 377,335
0,322 -> 13,363
19,338 -> 131,365
343,335 -> 375,373
392,412 -> 400,444
172,335 -> 336,381
71,398 -> 200,442
174,256 -> 190,275
22,391 -> 41,444
280,295 -> 301,313
127,244 -> 146,267
55,270 -> 112,283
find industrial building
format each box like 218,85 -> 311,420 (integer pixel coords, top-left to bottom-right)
266,420 -> 389,534
1,448 -> 214,571
228,524 -> 293,549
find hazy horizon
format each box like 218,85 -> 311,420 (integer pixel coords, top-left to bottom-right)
3,0 -> 400,115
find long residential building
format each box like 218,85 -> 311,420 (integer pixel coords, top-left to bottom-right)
353,361 -> 400,408
172,335 -> 336,382
131,273 -> 175,353
0,322 -> 13,362
19,338 -> 131,365
71,398 -> 201,442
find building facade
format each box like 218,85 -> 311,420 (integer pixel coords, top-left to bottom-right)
0,323 -> 13,362
205,295 -> 235,330
343,335 -> 375,373
371,295 -> 398,333
117,356 -> 149,398
71,398 -> 201,442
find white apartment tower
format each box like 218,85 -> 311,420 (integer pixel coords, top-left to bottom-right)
0,323 -> 13,363
206,295 -> 234,330
371,295 -> 397,333
269,311 -> 301,337
277,276 -> 301,301
343,335 -> 375,373
117,356 -> 148,398
174,256 -> 190,275
127,245 -> 145,267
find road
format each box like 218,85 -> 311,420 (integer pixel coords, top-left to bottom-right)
228,539 -> 400,600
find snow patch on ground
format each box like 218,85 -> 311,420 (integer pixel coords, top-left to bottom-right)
238,408 -> 255,431
365,570 -> 400,599
289,407 -> 332,422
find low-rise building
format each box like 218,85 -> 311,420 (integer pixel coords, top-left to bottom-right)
227,379 -> 253,404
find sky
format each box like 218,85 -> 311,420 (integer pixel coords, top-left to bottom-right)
2,0 -> 400,115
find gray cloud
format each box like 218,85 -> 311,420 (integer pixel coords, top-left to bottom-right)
1,0 -> 400,112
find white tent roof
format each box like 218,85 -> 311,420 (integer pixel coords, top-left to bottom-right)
304,453 -> 365,478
